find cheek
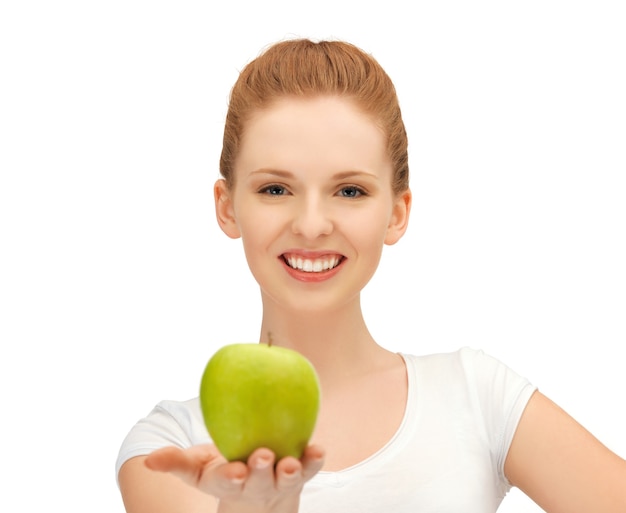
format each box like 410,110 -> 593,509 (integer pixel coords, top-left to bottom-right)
342,204 -> 392,243
236,209 -> 283,256
235,199 -> 277,234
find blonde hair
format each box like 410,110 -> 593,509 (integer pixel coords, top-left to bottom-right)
220,39 -> 409,194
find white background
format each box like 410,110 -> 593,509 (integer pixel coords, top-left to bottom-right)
1,1 -> 624,511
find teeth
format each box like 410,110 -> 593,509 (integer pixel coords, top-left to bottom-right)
285,255 -> 341,272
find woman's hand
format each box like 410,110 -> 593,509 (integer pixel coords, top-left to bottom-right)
145,444 -> 325,513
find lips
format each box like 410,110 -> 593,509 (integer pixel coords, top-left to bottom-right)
280,252 -> 345,283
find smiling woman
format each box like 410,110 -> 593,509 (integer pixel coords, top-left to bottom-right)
115,38 -> 626,513
216,95 -> 408,309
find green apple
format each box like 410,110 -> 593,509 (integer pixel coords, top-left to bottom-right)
199,342 -> 321,462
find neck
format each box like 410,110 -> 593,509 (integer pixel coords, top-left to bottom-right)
257,295 -> 394,385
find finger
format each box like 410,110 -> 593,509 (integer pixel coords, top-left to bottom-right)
146,445 -> 251,498
145,445 -> 222,485
300,444 -> 325,481
275,445 -> 324,493
198,459 -> 249,498
275,456 -> 305,493
145,445 -> 214,472
242,448 -> 276,497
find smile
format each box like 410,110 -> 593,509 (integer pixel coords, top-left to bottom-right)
282,253 -> 344,273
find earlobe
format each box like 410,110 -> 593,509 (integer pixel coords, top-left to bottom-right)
384,189 -> 412,245
214,179 -> 241,239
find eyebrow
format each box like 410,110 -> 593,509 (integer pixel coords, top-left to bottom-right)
250,168 -> 380,181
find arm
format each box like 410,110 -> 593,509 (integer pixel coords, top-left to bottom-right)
118,444 -> 324,513
505,391 -> 626,513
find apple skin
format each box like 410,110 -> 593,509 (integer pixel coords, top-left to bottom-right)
199,343 -> 321,462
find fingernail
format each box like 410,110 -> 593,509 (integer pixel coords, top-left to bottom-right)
283,467 -> 298,478
255,456 -> 272,469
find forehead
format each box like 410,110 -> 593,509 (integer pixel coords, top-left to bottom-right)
236,96 -> 390,176
247,95 -> 382,135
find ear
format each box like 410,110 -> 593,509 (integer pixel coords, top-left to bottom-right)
214,179 -> 241,239
384,188 -> 411,245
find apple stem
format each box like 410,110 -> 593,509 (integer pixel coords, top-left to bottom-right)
267,331 -> 273,347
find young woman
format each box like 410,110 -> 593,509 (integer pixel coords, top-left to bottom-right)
116,39 -> 626,513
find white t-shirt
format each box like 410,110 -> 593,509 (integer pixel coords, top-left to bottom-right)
116,347 -> 536,512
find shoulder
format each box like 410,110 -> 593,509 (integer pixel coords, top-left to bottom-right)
155,397 -> 205,428
402,347 -> 536,448
404,346 -> 536,400
142,397 -> 208,443
135,397 -> 206,440
402,346 -> 523,382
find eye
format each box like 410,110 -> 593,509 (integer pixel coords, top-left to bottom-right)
259,184 -> 288,196
338,185 -> 366,198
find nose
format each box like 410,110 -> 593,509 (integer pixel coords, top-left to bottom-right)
291,195 -> 333,239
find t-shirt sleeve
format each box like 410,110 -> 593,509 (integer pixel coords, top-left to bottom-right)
115,398 -> 210,484
459,347 -> 537,488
